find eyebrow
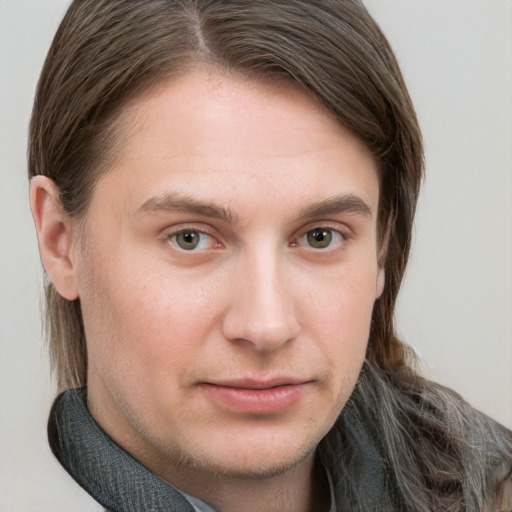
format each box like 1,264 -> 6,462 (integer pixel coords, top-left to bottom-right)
137,192 -> 237,223
137,191 -> 372,223
298,194 -> 373,220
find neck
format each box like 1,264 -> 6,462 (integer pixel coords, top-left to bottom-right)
163,450 -> 329,512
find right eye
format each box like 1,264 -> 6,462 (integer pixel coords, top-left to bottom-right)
167,229 -> 217,251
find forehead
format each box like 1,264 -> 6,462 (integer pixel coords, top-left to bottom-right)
87,69 -> 379,222
126,70 -> 363,153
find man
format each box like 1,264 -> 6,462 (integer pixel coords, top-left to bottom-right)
28,1 -> 512,511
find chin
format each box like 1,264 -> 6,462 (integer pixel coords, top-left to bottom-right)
170,422 -> 323,480
179,443 -> 316,481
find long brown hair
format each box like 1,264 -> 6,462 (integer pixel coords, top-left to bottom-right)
30,0 -> 420,389
29,1 -> 511,509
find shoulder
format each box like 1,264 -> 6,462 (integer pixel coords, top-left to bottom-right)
494,467 -> 512,512
31,434 -> 104,512
3,417 -> 103,512
473,411 -> 512,512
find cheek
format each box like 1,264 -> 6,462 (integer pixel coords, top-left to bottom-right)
80,255 -> 221,382
301,258 -> 378,334
301,263 -> 377,380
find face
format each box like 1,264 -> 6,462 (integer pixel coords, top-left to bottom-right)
72,70 -> 383,485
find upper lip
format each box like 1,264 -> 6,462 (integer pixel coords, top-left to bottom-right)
204,377 -> 312,390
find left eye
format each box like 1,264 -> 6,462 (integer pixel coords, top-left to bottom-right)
298,228 -> 344,249
168,229 -> 215,251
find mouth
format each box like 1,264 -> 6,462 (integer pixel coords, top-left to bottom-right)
200,377 -> 314,414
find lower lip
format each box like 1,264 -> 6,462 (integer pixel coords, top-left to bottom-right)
201,383 -> 310,414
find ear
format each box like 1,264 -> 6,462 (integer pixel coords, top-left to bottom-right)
30,176 -> 79,301
376,266 -> 385,299
375,214 -> 391,300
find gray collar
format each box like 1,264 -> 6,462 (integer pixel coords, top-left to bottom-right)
48,387 -> 195,512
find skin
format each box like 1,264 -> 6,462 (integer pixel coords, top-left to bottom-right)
31,69 -> 384,512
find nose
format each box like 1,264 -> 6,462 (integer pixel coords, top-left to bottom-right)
221,250 -> 301,351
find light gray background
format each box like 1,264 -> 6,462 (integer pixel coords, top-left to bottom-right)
1,1 -> 511,510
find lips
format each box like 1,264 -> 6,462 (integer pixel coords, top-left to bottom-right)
200,377 -> 313,414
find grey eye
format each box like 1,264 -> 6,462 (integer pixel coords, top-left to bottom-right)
306,228 -> 333,249
170,230 -> 206,251
177,231 -> 200,250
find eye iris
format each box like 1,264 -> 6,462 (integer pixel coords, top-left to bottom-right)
176,230 -> 200,250
307,228 -> 332,248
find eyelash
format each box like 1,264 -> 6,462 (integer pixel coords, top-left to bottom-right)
166,228 -> 220,252
164,224 -> 348,253
292,226 -> 348,251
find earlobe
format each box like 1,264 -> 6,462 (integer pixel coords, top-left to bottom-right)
376,267 -> 385,299
29,176 -> 79,301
